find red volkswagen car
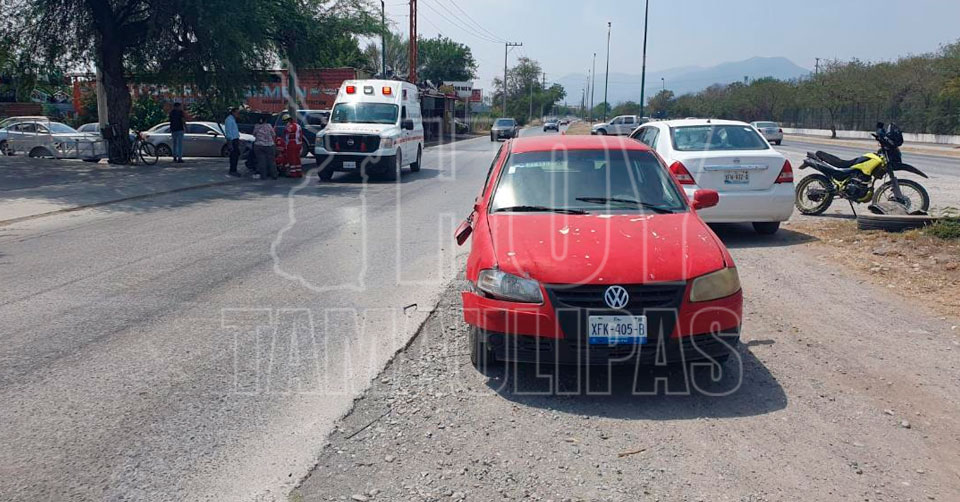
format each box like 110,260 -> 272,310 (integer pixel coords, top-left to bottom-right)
455,136 -> 742,370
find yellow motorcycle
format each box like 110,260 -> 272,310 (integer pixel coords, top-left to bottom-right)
794,123 -> 929,215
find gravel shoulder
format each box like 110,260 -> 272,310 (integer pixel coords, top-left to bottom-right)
294,224 -> 960,502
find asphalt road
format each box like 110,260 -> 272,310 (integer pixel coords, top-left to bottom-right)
0,137 -> 498,500
1,127 -> 957,501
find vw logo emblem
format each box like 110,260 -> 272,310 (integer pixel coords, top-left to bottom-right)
346,139 -> 355,146
604,286 -> 629,309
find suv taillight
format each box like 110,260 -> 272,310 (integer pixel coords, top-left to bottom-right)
775,160 -> 793,183
669,161 -> 695,185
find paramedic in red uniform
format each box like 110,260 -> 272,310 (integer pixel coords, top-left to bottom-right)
282,114 -> 304,177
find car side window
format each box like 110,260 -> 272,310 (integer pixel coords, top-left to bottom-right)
612,117 -> 623,124
624,117 -> 636,125
34,124 -> 48,134
645,128 -> 660,149
185,124 -> 208,134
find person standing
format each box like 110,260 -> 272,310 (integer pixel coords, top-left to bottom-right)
224,107 -> 241,177
169,102 -> 185,163
282,114 -> 303,178
252,117 -> 278,180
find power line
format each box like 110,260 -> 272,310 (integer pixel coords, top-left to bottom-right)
419,0 -> 502,44
446,0 -> 506,43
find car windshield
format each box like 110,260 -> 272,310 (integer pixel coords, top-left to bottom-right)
494,119 -> 515,127
47,123 -> 79,134
331,103 -> 399,125
299,111 -> 329,126
490,149 -> 687,214
671,125 -> 769,151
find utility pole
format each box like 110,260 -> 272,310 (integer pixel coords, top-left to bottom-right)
590,53 -> 596,121
540,72 -> 546,119
815,57 -> 821,75
638,0 -> 650,118
661,77 -> 665,93
408,0 -> 418,84
381,1 -> 387,77
503,42 -> 522,116
603,21 -> 611,121
528,77 -> 533,123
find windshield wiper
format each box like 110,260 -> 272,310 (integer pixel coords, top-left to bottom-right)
575,197 -> 676,214
494,205 -> 588,215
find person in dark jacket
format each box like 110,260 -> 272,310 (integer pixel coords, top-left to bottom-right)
169,103 -> 185,163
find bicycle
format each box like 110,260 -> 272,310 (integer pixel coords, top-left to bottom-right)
129,130 -> 158,165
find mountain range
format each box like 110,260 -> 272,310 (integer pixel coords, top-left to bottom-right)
555,56 -> 811,107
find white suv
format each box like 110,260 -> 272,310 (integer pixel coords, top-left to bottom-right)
591,115 -> 643,136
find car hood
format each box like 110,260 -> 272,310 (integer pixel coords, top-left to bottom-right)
486,212 -> 726,285
591,122 -> 610,128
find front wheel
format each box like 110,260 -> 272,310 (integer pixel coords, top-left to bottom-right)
156,144 -> 172,157
409,146 -> 422,172
752,222 -> 781,235
597,129 -> 607,135
138,142 -> 158,165
0,140 -> 9,156
469,328 -> 500,373
873,179 -> 930,213
795,174 -> 834,215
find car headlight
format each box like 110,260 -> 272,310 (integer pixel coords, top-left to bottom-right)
381,137 -> 395,149
689,267 -> 741,303
477,269 -> 543,303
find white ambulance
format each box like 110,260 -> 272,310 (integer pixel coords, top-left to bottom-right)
315,79 -> 424,181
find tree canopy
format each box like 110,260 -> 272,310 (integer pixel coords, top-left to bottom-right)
363,33 -> 477,84
492,56 -> 566,124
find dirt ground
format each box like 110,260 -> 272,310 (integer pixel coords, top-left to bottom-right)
293,220 -> 960,502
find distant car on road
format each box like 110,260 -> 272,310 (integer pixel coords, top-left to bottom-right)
143,121 -> 254,157
454,135 -> 741,370
558,118 -> 570,126
491,118 -> 519,141
629,118 -> 794,234
542,117 -> 560,132
591,115 -> 644,136
751,121 -> 783,145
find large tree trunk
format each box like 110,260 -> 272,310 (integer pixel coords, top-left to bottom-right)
99,39 -> 131,163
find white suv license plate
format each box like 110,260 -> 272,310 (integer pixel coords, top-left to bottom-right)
588,315 -> 647,345
724,171 -> 750,184
342,161 -> 357,170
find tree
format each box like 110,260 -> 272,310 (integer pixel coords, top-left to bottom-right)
17,0 -> 377,163
363,31 -> 409,78
611,100 -> 642,116
417,36 -> 477,83
645,91 -> 674,118
491,57 -> 563,123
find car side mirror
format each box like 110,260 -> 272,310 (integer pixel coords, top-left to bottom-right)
402,119 -> 415,130
692,189 -> 719,210
454,218 -> 473,246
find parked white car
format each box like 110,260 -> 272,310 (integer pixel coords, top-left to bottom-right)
629,118 -> 794,234
0,120 -> 106,161
591,115 -> 645,136
751,121 -> 784,145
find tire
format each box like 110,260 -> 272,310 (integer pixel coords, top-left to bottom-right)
409,145 -> 422,172
156,144 -> 172,157
490,134 -> 495,142
774,140 -> 782,145
795,174 -> 834,215
384,152 -> 401,181
220,144 -> 230,157
28,147 -> 52,159
872,179 -> 930,214
752,222 -> 781,235
597,129 -> 608,135
857,213 -> 937,232
0,140 -> 9,156
469,328 -> 500,373
301,142 -> 309,158
318,166 -> 334,181
138,142 -> 158,165
82,158 -> 100,163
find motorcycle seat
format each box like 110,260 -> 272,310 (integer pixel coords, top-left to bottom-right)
815,151 -> 867,169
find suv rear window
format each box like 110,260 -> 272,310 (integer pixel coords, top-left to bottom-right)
494,119 -> 515,127
671,125 -> 769,151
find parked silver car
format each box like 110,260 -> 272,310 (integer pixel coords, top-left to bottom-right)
490,118 -> 519,141
143,121 -> 254,157
0,120 -> 105,160
751,121 -> 783,145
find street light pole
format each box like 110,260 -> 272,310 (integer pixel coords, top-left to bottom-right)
602,21 -> 611,121
590,53 -> 596,121
503,42 -> 522,116
639,0 -> 650,118
661,77 -> 665,93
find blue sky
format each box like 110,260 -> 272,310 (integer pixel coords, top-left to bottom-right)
382,0 -> 960,93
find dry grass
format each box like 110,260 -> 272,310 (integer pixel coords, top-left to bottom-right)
789,218 -> 960,317
564,122 -> 593,136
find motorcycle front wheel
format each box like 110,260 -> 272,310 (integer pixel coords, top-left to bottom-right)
873,179 -> 930,213
795,174 -> 834,215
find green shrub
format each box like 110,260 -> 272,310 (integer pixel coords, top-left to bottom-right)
926,218 -> 960,240
130,95 -> 167,131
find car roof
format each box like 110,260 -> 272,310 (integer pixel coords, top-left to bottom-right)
657,118 -> 751,127
510,135 -> 651,154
